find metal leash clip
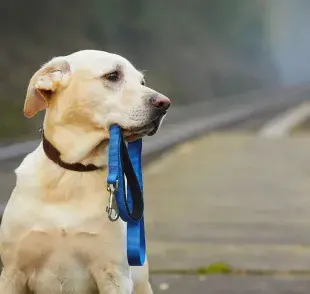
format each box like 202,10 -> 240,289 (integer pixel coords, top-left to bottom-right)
106,181 -> 119,221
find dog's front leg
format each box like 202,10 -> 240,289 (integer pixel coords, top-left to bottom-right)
91,266 -> 133,294
131,260 -> 153,294
133,281 -> 153,294
0,268 -> 28,294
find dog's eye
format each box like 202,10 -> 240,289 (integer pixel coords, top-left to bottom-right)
103,70 -> 121,82
141,79 -> 146,86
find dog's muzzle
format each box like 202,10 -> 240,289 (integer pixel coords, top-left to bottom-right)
147,94 -> 171,136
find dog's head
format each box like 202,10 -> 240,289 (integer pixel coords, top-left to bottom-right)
24,50 -> 171,143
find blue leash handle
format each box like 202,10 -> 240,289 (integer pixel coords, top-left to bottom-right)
107,125 -> 146,266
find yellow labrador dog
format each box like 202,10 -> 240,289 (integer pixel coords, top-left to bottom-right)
0,50 -> 170,293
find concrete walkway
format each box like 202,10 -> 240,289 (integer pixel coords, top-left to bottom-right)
151,275 -> 310,294
144,132 -> 310,271
143,131 -> 310,293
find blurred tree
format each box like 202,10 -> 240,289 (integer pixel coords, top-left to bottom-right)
0,0 -> 281,140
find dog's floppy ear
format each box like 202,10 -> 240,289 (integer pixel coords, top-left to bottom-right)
24,58 -> 71,118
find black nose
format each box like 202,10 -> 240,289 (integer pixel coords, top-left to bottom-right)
151,95 -> 171,110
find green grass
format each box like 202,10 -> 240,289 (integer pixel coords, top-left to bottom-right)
150,262 -> 234,276
197,263 -> 233,275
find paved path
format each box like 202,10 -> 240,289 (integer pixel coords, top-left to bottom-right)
143,132 -> 310,272
151,275 -> 310,294
143,130 -> 310,293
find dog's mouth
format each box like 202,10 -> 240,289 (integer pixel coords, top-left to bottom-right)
147,115 -> 163,136
123,113 -> 166,141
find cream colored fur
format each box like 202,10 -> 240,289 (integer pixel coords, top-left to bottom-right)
0,50 -> 169,293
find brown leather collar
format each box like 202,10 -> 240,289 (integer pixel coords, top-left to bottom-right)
41,129 -> 102,172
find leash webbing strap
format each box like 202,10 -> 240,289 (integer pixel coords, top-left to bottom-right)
107,125 -> 146,266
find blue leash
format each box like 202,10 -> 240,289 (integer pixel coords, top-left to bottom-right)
106,125 -> 146,266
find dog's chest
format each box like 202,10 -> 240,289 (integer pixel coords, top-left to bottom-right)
2,186 -> 126,246
39,200 -> 106,229
1,191 -> 127,274
31,194 -> 127,240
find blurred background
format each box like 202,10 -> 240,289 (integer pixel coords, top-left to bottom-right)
2,1 -> 310,293
2,0 -> 310,140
